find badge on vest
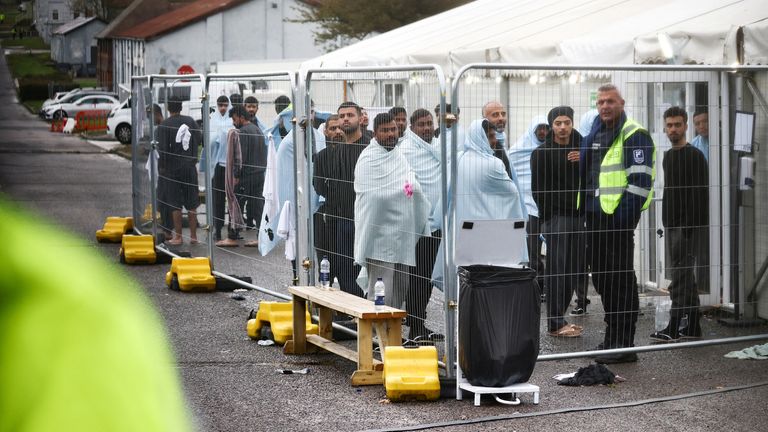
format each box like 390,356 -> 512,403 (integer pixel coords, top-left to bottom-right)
633,149 -> 644,164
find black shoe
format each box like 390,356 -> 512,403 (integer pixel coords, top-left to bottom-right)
649,329 -> 680,342
679,309 -> 702,339
594,352 -> 638,364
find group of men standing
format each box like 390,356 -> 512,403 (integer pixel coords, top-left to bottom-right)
157,84 -> 710,357
155,93 -> 272,248
528,85 -> 708,363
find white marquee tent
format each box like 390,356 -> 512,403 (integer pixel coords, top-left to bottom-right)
301,0 -> 768,73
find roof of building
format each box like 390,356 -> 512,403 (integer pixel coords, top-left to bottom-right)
53,16 -> 106,35
112,0 -> 248,40
97,0 -> 198,39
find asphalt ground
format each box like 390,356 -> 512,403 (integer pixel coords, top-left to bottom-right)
2,51 -> 768,432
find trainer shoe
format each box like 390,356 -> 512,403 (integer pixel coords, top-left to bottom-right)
569,307 -> 587,316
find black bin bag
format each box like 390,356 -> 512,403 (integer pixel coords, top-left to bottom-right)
458,265 -> 540,387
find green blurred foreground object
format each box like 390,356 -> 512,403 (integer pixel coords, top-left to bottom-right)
0,198 -> 191,432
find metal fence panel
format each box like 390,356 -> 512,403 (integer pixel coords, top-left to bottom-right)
450,64 -> 768,364
304,65 -> 453,372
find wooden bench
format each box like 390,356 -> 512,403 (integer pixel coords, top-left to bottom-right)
284,286 -> 407,386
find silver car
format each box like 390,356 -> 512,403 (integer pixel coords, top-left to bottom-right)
42,94 -> 120,120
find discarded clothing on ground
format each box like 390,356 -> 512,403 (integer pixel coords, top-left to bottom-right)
724,343 -> 768,360
557,364 -> 616,386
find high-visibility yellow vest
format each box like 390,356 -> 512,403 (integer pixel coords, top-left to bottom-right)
583,118 -> 656,214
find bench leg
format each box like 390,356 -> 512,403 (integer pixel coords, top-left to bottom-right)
351,370 -> 383,386
317,306 -> 333,340
285,296 -> 307,355
352,319 -> 383,385
356,319 -> 373,372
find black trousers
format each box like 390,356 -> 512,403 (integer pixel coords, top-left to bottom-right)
586,213 -> 639,348
543,216 -> 586,331
212,164 -> 226,237
527,215 -> 545,286
407,230 -> 441,331
336,219 -> 363,298
666,227 -> 701,316
238,172 -> 265,230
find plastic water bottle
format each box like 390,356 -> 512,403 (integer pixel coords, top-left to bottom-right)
374,278 -> 385,308
319,256 -> 331,289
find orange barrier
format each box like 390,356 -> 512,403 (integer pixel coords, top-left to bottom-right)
74,110 -> 111,132
50,119 -> 65,132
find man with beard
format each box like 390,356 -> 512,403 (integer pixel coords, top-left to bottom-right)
581,84 -> 656,364
389,106 -> 407,141
354,113 -> 430,308
399,109 -> 442,340
483,101 -> 508,148
313,115 -> 345,288
650,106 -> 708,342
323,102 -> 371,297
531,106 -> 586,338
216,105 -> 266,247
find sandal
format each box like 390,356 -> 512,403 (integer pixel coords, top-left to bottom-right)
215,238 -> 239,247
190,239 -> 199,245
244,240 -> 259,247
166,238 -> 183,246
548,324 -> 582,338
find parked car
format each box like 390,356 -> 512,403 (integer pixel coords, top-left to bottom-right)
41,94 -> 120,121
107,99 -> 132,144
106,81 -> 242,144
40,89 -> 117,118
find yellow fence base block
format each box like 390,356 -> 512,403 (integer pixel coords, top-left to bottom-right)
141,204 -> 159,222
247,301 -> 318,345
96,216 -> 133,243
119,234 -> 157,264
165,257 -> 216,293
383,346 -> 441,401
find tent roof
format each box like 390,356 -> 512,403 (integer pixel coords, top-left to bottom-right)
301,0 -> 768,74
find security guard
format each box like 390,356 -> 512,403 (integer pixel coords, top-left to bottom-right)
580,84 -> 655,364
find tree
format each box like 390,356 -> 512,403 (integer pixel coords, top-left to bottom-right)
292,0 -> 471,51
66,0 -> 107,19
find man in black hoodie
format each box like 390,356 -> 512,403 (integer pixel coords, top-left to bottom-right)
531,106 -> 586,339
650,106 -> 708,342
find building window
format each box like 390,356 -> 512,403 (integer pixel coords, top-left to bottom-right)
52,9 -> 59,21
384,83 -> 404,107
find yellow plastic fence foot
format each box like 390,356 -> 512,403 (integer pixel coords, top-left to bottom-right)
141,204 -> 160,222
383,346 -> 441,401
246,301 -> 318,345
96,216 -> 133,243
165,257 -> 216,293
119,234 -> 157,264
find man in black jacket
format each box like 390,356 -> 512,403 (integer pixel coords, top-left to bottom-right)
234,104 -> 267,247
651,106 -> 708,342
531,106 -> 586,339
313,102 -> 370,297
